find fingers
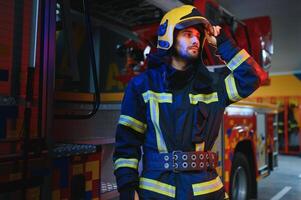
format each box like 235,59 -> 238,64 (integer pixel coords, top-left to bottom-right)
204,25 -> 221,47
212,26 -> 222,37
205,25 -> 221,37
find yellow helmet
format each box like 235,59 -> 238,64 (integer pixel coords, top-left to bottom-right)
157,5 -> 211,50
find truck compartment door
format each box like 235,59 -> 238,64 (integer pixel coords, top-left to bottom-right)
256,113 -> 269,175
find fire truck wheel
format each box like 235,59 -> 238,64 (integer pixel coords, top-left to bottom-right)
230,152 -> 251,200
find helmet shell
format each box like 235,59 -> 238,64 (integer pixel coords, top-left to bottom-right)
157,5 -> 211,50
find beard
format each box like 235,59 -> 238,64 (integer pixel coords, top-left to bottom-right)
172,47 -> 200,62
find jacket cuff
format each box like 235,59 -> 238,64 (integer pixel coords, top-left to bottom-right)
114,168 -> 139,191
217,38 -> 240,63
216,30 -> 229,47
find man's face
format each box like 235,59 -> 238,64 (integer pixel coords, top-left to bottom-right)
174,26 -> 201,60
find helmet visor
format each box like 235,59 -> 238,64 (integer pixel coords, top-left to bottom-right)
175,18 -> 212,33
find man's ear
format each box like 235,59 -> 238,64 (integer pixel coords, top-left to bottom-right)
169,46 -> 177,57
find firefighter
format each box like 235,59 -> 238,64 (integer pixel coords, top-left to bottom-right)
113,5 -> 267,200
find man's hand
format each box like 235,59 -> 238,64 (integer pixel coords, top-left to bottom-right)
205,25 -> 222,47
134,191 -> 139,200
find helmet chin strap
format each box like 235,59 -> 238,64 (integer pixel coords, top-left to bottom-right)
200,36 -> 207,67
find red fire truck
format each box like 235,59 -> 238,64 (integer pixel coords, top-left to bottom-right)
0,0 -> 277,199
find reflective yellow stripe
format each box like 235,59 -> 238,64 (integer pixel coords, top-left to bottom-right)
192,176 -> 223,196
224,192 -> 229,199
142,90 -> 172,103
290,124 -> 298,128
195,142 -> 205,151
139,177 -> 176,198
151,99 -> 168,152
114,158 -> 138,170
143,90 -> 170,153
225,171 -> 229,182
226,49 -> 250,71
118,115 -> 147,134
225,74 -> 242,102
189,93 -> 218,104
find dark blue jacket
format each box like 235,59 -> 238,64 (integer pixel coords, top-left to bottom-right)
113,39 -> 266,199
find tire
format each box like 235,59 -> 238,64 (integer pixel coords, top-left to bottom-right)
230,152 -> 252,200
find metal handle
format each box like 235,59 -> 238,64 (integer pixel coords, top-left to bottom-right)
29,0 -> 40,68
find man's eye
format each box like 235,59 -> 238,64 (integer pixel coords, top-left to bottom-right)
184,32 -> 192,37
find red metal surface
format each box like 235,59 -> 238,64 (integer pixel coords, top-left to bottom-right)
223,112 -> 258,193
0,1 -> 14,95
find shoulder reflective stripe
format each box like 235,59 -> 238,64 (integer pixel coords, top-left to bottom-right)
192,176 -> 223,196
189,92 -> 218,104
226,49 -> 250,71
142,90 -> 169,153
142,90 -> 172,103
139,177 -> 176,198
114,158 -> 138,170
118,115 -> 147,134
150,99 -> 168,153
225,73 -> 242,102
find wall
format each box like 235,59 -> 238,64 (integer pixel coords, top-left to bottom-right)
217,0 -> 301,74
249,74 -> 301,98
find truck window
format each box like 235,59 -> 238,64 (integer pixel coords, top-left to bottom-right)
56,1 -> 100,94
205,2 -> 221,25
55,1 -> 146,97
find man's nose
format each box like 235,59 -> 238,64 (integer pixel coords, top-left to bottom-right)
191,36 -> 200,46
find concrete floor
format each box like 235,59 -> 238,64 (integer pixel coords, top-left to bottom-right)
258,155 -> 301,200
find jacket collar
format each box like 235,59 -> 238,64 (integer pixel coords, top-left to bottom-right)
159,62 -> 214,93
192,64 -> 214,93
162,64 -> 196,91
